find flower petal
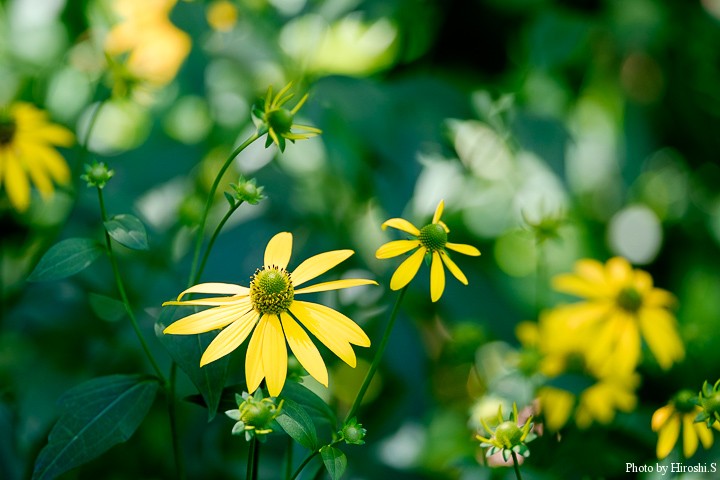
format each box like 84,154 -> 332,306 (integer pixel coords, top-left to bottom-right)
163,302 -> 253,334
381,218 -> 420,236
445,242 -> 480,256
638,308 -> 684,369
246,317 -> 266,394
683,413 -> 699,458
264,232 -> 293,269
695,415 -> 714,449
177,282 -> 249,301
163,295 -> 249,307
5,151 -> 31,212
652,405 -> 674,431
292,249 -> 353,287
262,315 -> 287,397
606,257 -> 632,288
432,200 -> 445,224
375,240 -> 421,259
389,247 -> 426,290
198,309 -> 259,366
440,251 -> 468,284
281,312 -> 328,387
290,301 -> 358,367
645,288 -> 676,309
657,414 -> 680,459
294,301 -> 370,346
295,279 -> 377,295
553,274 -> 612,299
430,251 -> 445,302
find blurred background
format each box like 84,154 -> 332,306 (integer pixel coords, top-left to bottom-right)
2,0 -> 720,478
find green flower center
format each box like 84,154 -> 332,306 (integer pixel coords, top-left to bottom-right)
0,119 -> 16,145
418,223 -> 447,251
250,267 -> 294,315
494,421 -> 523,449
673,390 -> 697,413
266,108 -> 294,135
616,287 -> 643,313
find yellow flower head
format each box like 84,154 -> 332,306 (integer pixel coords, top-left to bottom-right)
552,257 -> 684,375
252,83 -> 322,152
375,200 -> 480,302
163,232 -> 376,396
652,390 -> 718,459
0,103 -> 73,212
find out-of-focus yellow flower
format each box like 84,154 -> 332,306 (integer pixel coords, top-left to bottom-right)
0,103 -> 73,212
207,0 -> 238,32
105,0 -> 191,87
552,257 -> 684,375
163,232 -> 376,396
652,390 -> 717,459
376,200 -> 480,302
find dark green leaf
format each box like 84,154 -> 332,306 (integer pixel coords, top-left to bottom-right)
224,191 -> 235,206
104,214 -> 149,250
155,306 -> 230,421
320,446 -> 347,480
275,398 -> 318,450
88,293 -> 126,322
32,374 -> 159,480
281,381 -> 337,427
28,238 -> 104,282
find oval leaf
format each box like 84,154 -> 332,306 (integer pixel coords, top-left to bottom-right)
32,374 -> 159,480
320,446 -> 347,480
28,238 -> 104,282
104,214 -> 149,250
282,381 -> 337,427
275,398 -> 319,450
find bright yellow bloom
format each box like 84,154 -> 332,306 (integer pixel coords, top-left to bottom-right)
552,257 -> 683,376
376,200 -> 480,302
652,390 -> 718,459
105,0 -> 191,87
0,103 -> 73,212
163,232 -> 375,396
206,0 -> 238,32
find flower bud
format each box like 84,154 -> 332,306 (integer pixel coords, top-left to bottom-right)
81,161 -> 115,189
340,417 -> 367,445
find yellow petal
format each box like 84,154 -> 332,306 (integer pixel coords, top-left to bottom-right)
294,279 -> 377,295
32,124 -> 74,147
199,309 -> 259,366
574,259 -> 606,283
17,141 -> 70,183
389,247 -> 426,290
163,295 -> 249,307
432,199 -> 445,224
375,240 -> 421,259
430,251 -> 445,302
657,414 -> 680,459
5,151 -> 31,212
245,317 -> 266,394
552,274 -> 612,299
645,288 -> 676,309
638,308 -> 684,369
539,387 -> 574,431
606,314 -> 640,375
281,312 -> 328,387
262,315 -> 287,397
695,416 -> 714,449
381,218 -> 420,236
264,232 -> 293,269
652,405 -> 674,431
291,249 -> 353,287
605,257 -> 632,288
515,321 -> 539,347
164,303 -> 253,334
683,414 -> 699,458
445,242 -> 480,256
177,282 -> 249,301
294,301 -> 370,346
632,269 -> 654,294
25,157 -> 54,198
440,251 -> 468,284
290,301 -> 358,367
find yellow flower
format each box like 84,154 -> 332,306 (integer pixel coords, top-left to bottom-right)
252,83 -> 322,152
0,103 -> 73,212
652,390 -> 718,459
206,0 -> 238,32
105,0 -> 191,87
163,232 -> 375,396
375,200 -> 480,302
552,257 -> 683,375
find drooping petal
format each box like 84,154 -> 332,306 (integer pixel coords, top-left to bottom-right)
5,151 -> 31,212
281,312 -> 328,387
199,309 -> 259,366
638,308 -> 684,369
440,251 -> 468,284
445,242 -> 480,256
292,249 -> 353,287
177,283 -> 249,301
295,279 -> 377,295
163,295 -> 250,307
657,415 -> 681,459
432,200 -> 445,224
262,315 -> 287,397
164,302 -> 253,334
644,288 -> 676,309
295,301 -> 370,346
652,405 -> 674,431
553,273 -> 613,299
18,141 -> 70,183
573,259 -> 606,283
290,302 -> 357,367
539,387 -> 575,431
683,414 -> 699,458
24,158 -> 54,198
375,240 -> 421,259
389,247 -> 426,290
246,316 -> 267,394
29,123 -> 74,147
381,218 -> 420,236
264,232 -> 293,269
430,251 -> 445,302
695,415 -> 714,449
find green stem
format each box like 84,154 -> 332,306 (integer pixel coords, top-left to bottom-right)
345,286 -> 408,423
285,436 -> 293,480
289,439 -> 342,480
97,187 -> 165,381
511,451 -> 523,480
247,436 -> 259,480
535,241 -> 546,313
188,132 -> 260,287
168,362 -> 186,480
194,200 -> 244,284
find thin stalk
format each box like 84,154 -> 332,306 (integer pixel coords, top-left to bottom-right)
188,132 -> 260,287
511,451 -> 523,480
97,187 -> 165,381
289,450 -> 318,480
168,362 -> 185,480
194,200 -> 244,284
345,286 -> 408,423
535,241 -> 546,313
285,436 -> 293,480
247,436 -> 259,480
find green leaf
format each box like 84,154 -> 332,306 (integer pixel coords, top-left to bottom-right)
88,293 -> 126,322
32,374 -> 159,480
320,446 -> 347,480
275,398 -> 319,450
104,214 -> 149,250
155,306 -> 230,421
281,381 -> 337,427
28,238 -> 104,282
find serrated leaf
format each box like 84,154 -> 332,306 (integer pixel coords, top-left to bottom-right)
88,293 -> 126,322
275,398 -> 318,450
320,446 -> 347,480
281,381 -> 336,427
32,374 -> 159,480
155,306 -> 230,421
104,214 -> 149,250
28,238 -> 104,282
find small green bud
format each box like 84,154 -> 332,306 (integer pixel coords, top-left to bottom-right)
340,417 -> 366,445
225,390 -> 283,441
81,161 -> 115,189
229,175 -> 265,205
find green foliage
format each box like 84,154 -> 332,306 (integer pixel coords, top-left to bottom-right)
320,446 -> 347,480
275,398 -> 319,451
103,214 -> 149,251
27,238 -> 104,282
